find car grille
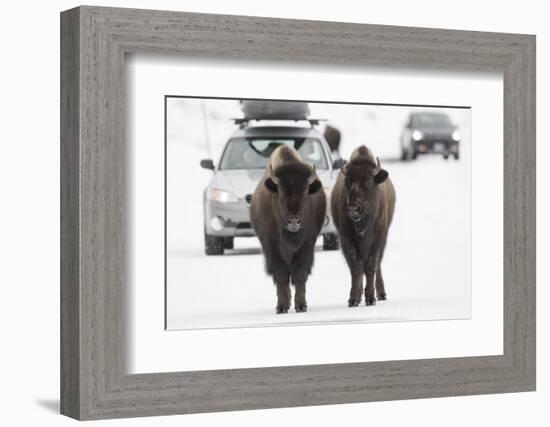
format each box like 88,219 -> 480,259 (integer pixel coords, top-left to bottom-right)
422,134 -> 453,144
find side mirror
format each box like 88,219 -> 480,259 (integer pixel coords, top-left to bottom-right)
200,159 -> 215,170
332,158 -> 347,169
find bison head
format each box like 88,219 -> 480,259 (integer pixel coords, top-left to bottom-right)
342,156 -> 388,233
264,161 -> 322,235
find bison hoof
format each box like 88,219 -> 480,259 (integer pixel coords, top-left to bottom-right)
348,299 -> 360,307
377,293 -> 387,301
295,303 -> 308,313
365,297 -> 377,306
276,305 -> 289,314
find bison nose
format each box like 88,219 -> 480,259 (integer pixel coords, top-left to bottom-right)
347,206 -> 361,221
348,206 -> 359,215
286,215 -> 302,232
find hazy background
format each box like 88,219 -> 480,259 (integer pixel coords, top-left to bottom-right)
167,98 -> 470,161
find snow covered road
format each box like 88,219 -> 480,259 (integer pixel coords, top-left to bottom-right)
166,99 -> 470,330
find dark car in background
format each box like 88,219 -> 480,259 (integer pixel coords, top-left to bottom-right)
400,112 -> 461,160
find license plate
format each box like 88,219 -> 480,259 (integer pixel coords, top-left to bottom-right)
433,142 -> 444,151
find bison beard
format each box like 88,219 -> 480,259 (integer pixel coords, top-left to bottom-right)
281,228 -> 305,245
349,214 -> 368,237
250,146 -> 326,314
330,145 -> 396,307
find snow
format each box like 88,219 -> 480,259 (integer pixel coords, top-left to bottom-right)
166,98 -> 470,330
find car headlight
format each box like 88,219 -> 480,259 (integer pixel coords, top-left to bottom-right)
412,130 -> 423,141
208,188 -> 239,203
452,130 -> 461,141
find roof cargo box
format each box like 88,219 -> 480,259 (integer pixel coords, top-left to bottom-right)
240,100 -> 310,120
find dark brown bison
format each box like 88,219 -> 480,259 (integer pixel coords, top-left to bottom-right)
330,145 -> 396,306
323,124 -> 341,154
250,145 -> 326,313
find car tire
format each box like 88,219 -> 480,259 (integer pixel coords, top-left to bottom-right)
323,233 -> 339,251
204,230 -> 224,255
454,152 -> 460,160
443,154 -> 449,160
223,237 -> 234,250
411,151 -> 418,160
400,148 -> 408,161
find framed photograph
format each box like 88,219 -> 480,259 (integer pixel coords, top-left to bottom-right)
61,6 -> 536,420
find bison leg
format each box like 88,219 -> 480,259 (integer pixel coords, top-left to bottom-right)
292,279 -> 307,313
364,258 -> 377,306
291,269 -> 308,313
375,261 -> 387,301
341,238 -> 363,307
348,263 -> 364,307
290,244 -> 315,313
274,271 -> 291,314
264,246 -> 291,314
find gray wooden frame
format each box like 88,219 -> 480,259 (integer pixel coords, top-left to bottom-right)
60,5 -> 536,421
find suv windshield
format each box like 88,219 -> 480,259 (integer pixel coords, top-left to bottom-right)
412,113 -> 452,128
218,137 -> 328,170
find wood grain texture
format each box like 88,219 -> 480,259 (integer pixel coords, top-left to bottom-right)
60,7 -> 80,419
60,6 -> 536,420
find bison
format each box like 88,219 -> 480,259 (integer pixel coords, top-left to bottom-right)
323,124 -> 342,155
250,145 -> 326,313
330,145 -> 396,306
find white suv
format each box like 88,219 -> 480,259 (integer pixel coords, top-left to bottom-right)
200,121 -> 340,255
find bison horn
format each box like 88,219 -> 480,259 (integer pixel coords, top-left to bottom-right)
372,157 -> 382,176
341,162 -> 349,176
308,164 -> 318,184
268,162 -> 280,185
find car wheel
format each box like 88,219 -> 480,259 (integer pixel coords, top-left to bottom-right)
443,154 -> 449,160
400,148 -> 408,161
411,151 -> 418,160
223,237 -> 234,250
454,152 -> 460,160
204,230 -> 224,255
323,233 -> 339,251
